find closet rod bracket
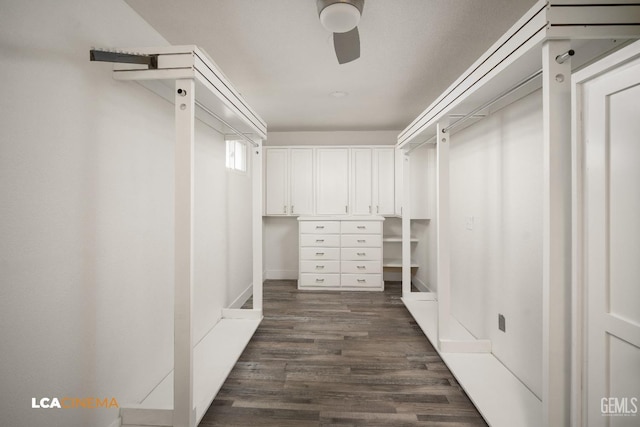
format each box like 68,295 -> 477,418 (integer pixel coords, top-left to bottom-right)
89,48 -> 158,69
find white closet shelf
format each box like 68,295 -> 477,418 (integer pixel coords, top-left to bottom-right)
110,45 -> 267,142
382,236 -> 418,243
402,299 -> 542,427
383,258 -> 418,268
397,1 -> 639,149
120,313 -> 261,427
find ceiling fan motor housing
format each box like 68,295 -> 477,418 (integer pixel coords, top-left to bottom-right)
317,0 -> 365,33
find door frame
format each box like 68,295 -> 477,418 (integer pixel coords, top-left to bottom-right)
571,39 -> 640,427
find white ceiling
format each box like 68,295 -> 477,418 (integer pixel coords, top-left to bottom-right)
125,0 -> 536,132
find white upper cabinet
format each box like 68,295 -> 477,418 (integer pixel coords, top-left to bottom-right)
264,147 -> 314,216
265,148 -> 289,215
316,148 -> 350,215
350,148 -> 373,215
289,148 -> 314,215
373,148 -> 395,215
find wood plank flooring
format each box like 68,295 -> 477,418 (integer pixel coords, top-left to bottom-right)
199,280 -> 487,427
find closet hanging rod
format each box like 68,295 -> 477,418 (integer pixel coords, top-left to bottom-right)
406,134 -> 437,154
443,68 -> 543,134
194,100 -> 259,147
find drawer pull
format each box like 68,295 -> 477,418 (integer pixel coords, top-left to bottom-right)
357,226 -> 366,229
316,239 -> 325,243
357,239 -> 365,243
357,252 -> 366,256
357,265 -> 366,269
315,265 -> 325,269
316,252 -> 325,256
357,279 -> 366,283
316,225 -> 325,229
316,278 -> 325,283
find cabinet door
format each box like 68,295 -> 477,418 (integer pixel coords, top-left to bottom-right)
350,148 -> 373,215
264,148 -> 288,215
289,148 -> 314,215
373,148 -> 395,215
316,148 -> 349,215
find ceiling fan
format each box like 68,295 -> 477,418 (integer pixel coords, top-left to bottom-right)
316,0 -> 364,64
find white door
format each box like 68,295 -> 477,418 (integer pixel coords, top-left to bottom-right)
373,148 -> 395,215
316,148 -> 349,215
264,148 -> 288,215
581,48 -> 640,427
289,148 -> 314,215
350,148 -> 373,215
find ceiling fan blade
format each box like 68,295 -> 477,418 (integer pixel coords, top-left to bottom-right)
333,27 -> 360,64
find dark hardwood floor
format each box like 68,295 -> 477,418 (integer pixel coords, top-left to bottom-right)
199,280 -> 487,427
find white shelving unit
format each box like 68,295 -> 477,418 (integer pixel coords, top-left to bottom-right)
396,2 -> 640,426
92,45 -> 267,427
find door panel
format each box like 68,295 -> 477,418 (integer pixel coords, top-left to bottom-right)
373,148 -> 395,215
350,148 -> 373,215
290,148 -> 314,215
264,149 -> 288,215
316,148 -> 349,215
584,57 -> 640,427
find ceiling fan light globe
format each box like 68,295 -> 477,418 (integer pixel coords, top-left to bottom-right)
320,3 -> 360,33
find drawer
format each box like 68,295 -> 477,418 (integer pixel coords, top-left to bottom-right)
341,247 -> 382,261
300,260 -> 340,274
300,247 -> 340,260
341,221 -> 382,234
300,234 -> 340,247
341,261 -> 381,274
299,221 -> 340,234
299,273 -> 340,287
341,274 -> 382,288
341,234 -> 382,248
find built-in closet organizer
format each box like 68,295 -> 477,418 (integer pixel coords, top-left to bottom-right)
298,216 -> 384,291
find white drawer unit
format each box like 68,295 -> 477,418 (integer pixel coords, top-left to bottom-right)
300,260 -> 340,274
341,221 -> 382,234
300,247 -> 340,260
341,261 -> 382,274
341,247 -> 382,261
299,221 -> 340,234
341,274 -> 383,288
300,234 -> 340,247
341,234 -> 382,248
298,216 -> 384,291
299,274 -> 340,287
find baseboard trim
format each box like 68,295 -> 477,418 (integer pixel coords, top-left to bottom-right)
265,269 -> 298,280
228,282 -> 253,309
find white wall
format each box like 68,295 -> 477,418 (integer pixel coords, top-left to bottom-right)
267,130 -> 398,146
0,2 -> 253,426
263,217 -> 299,280
449,90 -> 543,398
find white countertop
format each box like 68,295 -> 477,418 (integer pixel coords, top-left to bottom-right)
297,215 -> 385,221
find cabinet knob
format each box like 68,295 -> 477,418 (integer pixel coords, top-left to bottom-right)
316,265 -> 325,269
357,279 -> 366,283
357,252 -> 366,256
357,265 -> 365,269
316,225 -> 324,229
291,205 -> 294,214
316,252 -> 325,256
357,239 -> 365,243
283,205 -> 287,214
316,278 -> 325,283
316,239 -> 324,243
345,205 -> 348,213
357,226 -> 366,229
377,205 -> 379,214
